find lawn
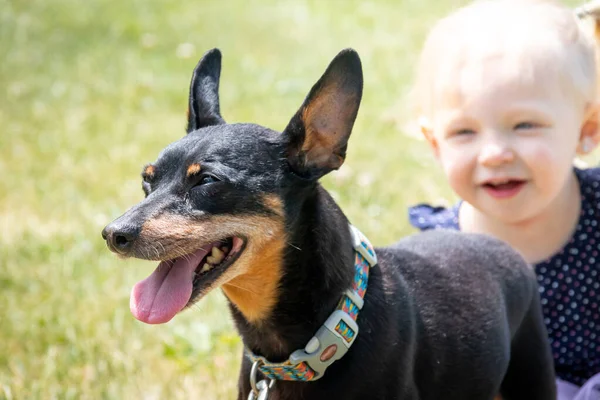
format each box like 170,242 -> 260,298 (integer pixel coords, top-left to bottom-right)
0,0 -> 584,398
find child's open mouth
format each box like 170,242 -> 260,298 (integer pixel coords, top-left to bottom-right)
129,237 -> 245,324
482,179 -> 526,199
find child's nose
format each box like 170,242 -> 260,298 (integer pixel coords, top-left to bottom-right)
478,141 -> 514,167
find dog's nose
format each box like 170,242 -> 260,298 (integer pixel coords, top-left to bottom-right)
102,223 -> 140,254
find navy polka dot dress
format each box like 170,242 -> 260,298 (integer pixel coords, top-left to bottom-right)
408,167 -> 600,386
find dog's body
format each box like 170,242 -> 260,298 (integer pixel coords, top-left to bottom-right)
233,201 -> 556,400
102,49 -> 556,399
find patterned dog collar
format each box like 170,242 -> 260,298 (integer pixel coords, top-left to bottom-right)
246,224 -> 377,382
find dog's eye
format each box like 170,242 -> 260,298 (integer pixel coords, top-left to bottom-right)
198,175 -> 219,185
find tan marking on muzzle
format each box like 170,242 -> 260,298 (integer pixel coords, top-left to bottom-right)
138,212 -> 286,323
186,163 -> 201,177
221,225 -> 285,323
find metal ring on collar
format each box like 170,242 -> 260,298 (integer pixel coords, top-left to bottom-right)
249,361 -> 275,395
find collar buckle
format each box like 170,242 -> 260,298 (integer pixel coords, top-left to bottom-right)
289,310 -> 359,380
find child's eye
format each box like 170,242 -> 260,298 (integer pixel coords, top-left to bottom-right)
452,128 -> 476,136
514,122 -> 537,130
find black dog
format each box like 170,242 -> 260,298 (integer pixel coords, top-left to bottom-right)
102,48 -> 556,399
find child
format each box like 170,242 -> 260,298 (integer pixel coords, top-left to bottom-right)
406,0 -> 600,398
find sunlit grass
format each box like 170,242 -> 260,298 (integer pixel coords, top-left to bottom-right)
0,0 -> 584,398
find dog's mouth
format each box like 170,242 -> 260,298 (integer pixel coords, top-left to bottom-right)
130,236 -> 246,324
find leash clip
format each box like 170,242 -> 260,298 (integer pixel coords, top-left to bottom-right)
289,310 -> 359,380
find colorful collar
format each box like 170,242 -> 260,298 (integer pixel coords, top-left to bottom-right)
246,224 -> 377,382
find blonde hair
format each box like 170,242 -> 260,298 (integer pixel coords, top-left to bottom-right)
412,0 -> 599,122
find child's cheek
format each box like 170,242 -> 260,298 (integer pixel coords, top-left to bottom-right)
437,146 -> 473,198
520,140 -> 572,194
521,140 -> 562,171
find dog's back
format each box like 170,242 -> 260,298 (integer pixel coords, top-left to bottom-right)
363,229 -> 555,399
385,229 -> 537,338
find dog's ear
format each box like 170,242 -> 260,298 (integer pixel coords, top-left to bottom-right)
283,49 -> 363,179
186,48 -> 225,133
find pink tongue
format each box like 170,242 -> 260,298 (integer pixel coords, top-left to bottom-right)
130,246 -> 211,324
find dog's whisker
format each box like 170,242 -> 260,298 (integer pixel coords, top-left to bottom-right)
161,243 -> 191,261
143,246 -> 152,261
157,242 -> 167,257
223,282 -> 260,296
191,302 -> 203,313
170,244 -> 186,258
178,246 -> 195,263
286,242 -> 302,251
152,244 -> 161,260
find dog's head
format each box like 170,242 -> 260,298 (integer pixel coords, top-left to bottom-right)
102,48 -> 363,325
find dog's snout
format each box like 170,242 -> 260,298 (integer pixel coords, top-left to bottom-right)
102,222 -> 141,254
101,226 -> 110,241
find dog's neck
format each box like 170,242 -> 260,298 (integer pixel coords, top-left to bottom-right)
227,184 -> 355,361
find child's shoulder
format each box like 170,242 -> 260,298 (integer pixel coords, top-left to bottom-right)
408,202 -> 460,231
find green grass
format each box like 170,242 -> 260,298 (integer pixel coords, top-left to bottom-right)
0,0 -> 583,398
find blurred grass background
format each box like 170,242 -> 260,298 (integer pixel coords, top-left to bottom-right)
0,0 -> 585,398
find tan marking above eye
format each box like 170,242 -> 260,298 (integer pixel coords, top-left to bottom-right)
186,163 -> 202,177
143,164 -> 156,181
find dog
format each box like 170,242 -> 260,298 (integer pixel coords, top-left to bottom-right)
102,48 -> 556,400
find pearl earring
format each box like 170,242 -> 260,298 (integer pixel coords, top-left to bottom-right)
582,138 -> 594,154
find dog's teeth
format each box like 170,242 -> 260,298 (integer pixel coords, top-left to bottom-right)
201,263 -> 212,273
206,256 -> 217,264
211,246 -> 225,263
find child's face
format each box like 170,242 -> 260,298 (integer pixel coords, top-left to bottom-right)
424,60 -> 594,224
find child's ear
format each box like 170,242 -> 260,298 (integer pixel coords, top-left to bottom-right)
577,103 -> 600,155
419,117 -> 440,158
